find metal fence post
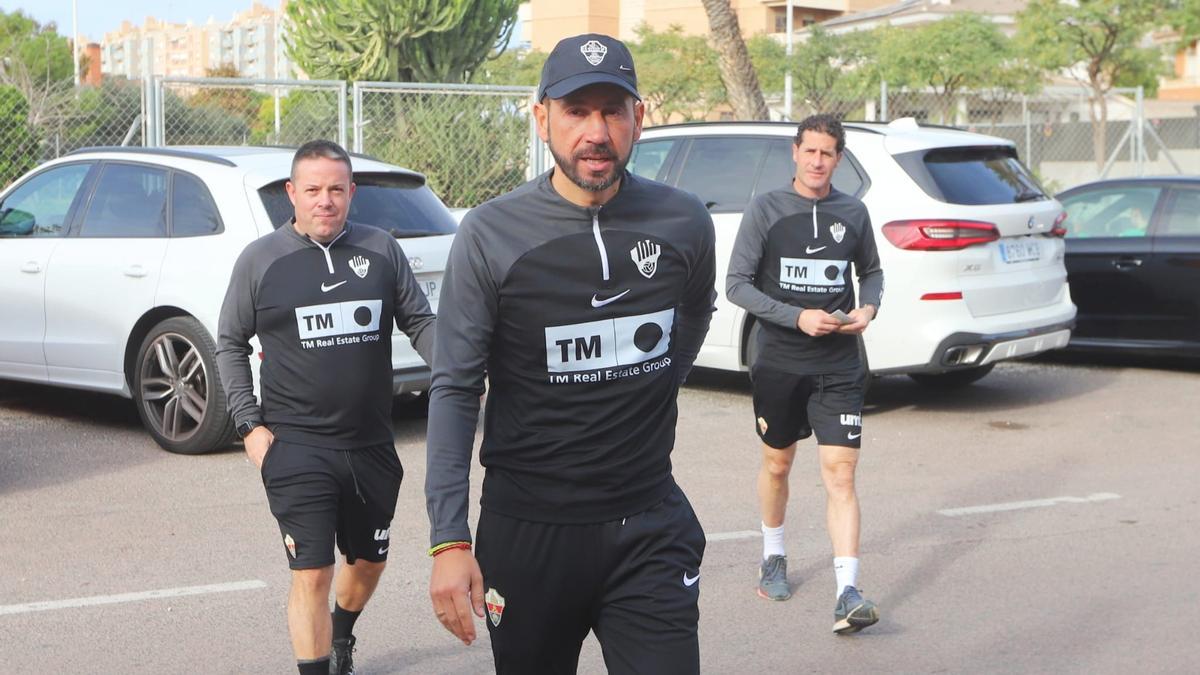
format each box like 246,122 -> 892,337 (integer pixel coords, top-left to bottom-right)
352,81 -> 363,153
338,81 -> 348,150
1022,94 -> 1031,164
273,87 -> 281,145
1135,85 -> 1145,176
880,81 -> 888,122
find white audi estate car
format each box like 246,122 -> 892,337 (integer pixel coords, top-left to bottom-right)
631,119 -> 1077,386
0,146 -> 454,454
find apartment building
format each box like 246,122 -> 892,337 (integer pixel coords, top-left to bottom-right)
523,0 -> 894,51
100,2 -> 293,80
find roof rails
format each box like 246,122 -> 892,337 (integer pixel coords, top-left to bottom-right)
241,144 -> 381,162
65,146 -> 238,167
643,119 -> 888,135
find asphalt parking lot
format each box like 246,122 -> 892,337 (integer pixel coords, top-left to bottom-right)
2,356 -> 1198,674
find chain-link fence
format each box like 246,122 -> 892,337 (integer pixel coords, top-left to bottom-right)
154,77 -> 347,149
352,82 -> 542,209
1,77 -> 145,189
5,74 -> 1197,200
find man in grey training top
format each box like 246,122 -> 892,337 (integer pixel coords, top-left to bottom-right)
426,33 -> 716,673
217,140 -> 435,674
726,114 -> 884,634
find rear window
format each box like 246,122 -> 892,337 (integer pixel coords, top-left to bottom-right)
258,172 -> 457,237
900,146 -> 1048,206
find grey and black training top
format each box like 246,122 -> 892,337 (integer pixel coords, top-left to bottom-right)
425,170 -> 716,547
726,185 -> 884,375
216,221 -> 435,449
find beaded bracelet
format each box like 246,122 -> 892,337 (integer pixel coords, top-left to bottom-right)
429,538 -> 470,554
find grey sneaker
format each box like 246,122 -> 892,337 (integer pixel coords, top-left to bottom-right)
757,554 -> 791,601
833,586 -> 879,634
330,635 -> 355,675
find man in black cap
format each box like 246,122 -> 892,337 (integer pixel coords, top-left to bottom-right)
426,33 -> 716,674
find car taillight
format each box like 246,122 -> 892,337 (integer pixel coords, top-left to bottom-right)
1048,211 -> 1067,237
881,220 -> 1000,251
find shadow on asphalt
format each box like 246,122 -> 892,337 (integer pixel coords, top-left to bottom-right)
0,382 -> 436,494
684,356 -> 1190,417
0,380 -> 167,494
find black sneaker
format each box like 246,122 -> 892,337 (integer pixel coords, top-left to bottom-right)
330,635 -> 356,675
833,586 -> 878,634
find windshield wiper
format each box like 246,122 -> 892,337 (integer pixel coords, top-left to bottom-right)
388,228 -> 447,238
1014,189 -> 1043,203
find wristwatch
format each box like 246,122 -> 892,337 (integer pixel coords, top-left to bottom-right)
236,420 -> 262,438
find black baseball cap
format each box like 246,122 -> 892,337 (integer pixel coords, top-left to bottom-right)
537,33 -> 640,102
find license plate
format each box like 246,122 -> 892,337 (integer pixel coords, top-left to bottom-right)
420,277 -> 440,301
1000,239 -> 1041,263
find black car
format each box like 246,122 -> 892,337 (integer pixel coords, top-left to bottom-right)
1057,177 -> 1200,357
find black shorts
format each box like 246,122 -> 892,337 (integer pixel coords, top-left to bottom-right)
260,439 -> 403,570
475,483 -> 705,675
750,365 -> 866,449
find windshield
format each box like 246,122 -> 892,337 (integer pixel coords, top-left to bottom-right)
899,146 -> 1049,206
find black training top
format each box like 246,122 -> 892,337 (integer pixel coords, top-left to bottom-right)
424,170 -> 716,547
216,221 -> 435,449
726,185 -> 884,375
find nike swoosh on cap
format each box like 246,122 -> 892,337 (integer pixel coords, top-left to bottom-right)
591,289 -> 630,308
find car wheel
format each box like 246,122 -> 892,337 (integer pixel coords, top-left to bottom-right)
907,363 -> 996,389
133,317 -> 235,454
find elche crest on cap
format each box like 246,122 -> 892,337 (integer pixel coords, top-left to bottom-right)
580,39 -> 608,66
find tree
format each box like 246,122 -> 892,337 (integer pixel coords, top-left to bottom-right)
0,10 -> 73,85
629,24 -> 725,125
700,0 -> 768,120
470,48 -> 547,86
876,14 -> 1032,125
189,64 -> 265,129
0,85 -> 38,188
0,10 -> 74,130
285,0 -> 518,83
748,27 -> 875,120
1017,0 -> 1170,168
1167,0 -> 1200,46
398,2 -> 520,82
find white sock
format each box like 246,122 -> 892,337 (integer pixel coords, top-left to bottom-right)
834,557 -> 859,598
762,523 -> 785,560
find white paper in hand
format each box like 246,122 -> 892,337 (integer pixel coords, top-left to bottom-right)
830,309 -> 852,324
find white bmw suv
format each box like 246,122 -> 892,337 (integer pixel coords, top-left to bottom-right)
0,146 -> 454,453
631,119 -> 1076,386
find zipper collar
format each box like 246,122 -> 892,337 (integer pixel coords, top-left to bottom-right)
535,168 -> 635,218
285,219 -> 350,274
788,182 -> 839,240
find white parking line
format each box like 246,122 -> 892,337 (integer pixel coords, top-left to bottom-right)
706,530 -> 760,542
0,580 -> 268,616
937,492 -> 1121,517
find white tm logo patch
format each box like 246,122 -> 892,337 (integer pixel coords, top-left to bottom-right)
545,308 -> 674,373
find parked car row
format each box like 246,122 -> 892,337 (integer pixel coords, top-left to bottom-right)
1,125 -> 1194,454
